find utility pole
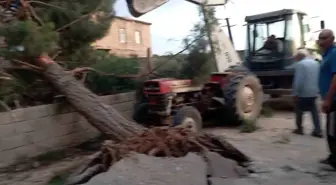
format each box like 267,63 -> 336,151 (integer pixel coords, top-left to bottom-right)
223,18 -> 236,46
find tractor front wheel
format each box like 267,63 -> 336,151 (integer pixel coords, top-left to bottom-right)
223,74 -> 263,125
133,103 -> 150,124
173,106 -> 202,132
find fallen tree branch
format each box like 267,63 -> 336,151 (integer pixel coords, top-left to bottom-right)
12,59 -> 43,70
26,4 -> 44,25
51,50 -> 62,59
27,0 -> 67,11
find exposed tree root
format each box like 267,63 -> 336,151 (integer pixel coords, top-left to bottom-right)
65,127 -> 250,185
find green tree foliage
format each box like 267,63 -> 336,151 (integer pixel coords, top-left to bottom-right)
0,0 -> 140,109
0,0 -> 113,62
152,54 -> 188,78
179,7 -> 217,83
86,55 -> 140,95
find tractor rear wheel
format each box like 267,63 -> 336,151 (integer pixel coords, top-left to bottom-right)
173,106 -> 202,132
223,74 -> 263,125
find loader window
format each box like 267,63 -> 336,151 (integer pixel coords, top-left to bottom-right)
248,19 -> 287,53
250,23 -> 266,52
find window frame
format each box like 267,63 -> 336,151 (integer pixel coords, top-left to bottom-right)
134,30 -> 142,44
119,28 -> 126,43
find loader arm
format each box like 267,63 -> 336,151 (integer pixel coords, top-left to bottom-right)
125,0 -> 169,17
125,0 -> 242,72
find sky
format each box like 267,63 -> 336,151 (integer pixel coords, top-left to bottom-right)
114,0 -> 336,55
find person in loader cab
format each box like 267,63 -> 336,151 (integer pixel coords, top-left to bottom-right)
258,35 -> 278,53
318,29 -> 336,167
292,49 -> 322,138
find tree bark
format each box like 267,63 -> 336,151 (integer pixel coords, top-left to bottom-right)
36,55 -> 145,141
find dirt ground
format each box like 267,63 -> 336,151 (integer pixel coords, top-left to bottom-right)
2,109 -> 336,185
208,111 -> 336,184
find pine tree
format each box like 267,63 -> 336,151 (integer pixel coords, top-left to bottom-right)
0,0 -> 115,66
0,0 -> 145,141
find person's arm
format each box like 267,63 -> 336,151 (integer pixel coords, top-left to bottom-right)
326,52 -> 336,103
292,63 -> 304,97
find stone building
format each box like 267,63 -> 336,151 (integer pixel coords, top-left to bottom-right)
93,16 -> 152,58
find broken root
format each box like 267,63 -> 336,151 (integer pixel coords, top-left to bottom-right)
65,127 -> 250,185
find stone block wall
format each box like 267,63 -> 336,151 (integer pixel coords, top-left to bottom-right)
0,92 -> 136,167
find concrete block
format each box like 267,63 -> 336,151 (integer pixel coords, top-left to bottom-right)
34,131 -> 90,150
204,151 -> 241,178
121,110 -> 133,121
84,153 -> 208,185
0,112 -> 12,125
61,131 -> 96,147
31,124 -> 77,143
0,124 -> 18,138
102,92 -> 135,104
33,137 -> 66,152
9,104 -> 57,122
24,131 -> 50,144
75,117 -> 98,131
0,92 -> 136,168
0,134 -> 32,151
112,101 -> 134,112
51,112 -> 81,125
52,102 -> 76,114
0,120 -> 36,139
0,149 -> 22,167
29,112 -> 80,131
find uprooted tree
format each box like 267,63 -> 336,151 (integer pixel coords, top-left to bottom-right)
0,0 -> 250,184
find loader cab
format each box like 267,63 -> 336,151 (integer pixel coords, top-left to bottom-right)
244,9 -> 309,71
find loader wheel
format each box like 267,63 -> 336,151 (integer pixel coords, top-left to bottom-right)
223,74 -> 263,125
173,106 -> 202,132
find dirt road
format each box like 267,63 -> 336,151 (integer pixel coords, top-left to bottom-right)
206,112 -> 336,184
3,110 -> 336,185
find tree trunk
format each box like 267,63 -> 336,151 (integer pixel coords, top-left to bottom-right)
36,55 -> 145,141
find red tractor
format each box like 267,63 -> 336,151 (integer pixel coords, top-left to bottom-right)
133,72 -> 263,131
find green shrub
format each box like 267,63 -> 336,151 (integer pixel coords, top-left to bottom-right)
85,55 -> 140,95
240,119 -> 259,133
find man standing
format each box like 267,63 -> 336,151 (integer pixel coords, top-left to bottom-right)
292,49 -> 322,137
318,29 -> 336,166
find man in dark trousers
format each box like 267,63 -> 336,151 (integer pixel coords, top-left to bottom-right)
318,29 -> 336,166
292,49 -> 322,137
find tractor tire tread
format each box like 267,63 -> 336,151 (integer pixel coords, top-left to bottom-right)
222,73 -> 262,125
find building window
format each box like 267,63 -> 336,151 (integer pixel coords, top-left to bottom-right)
134,30 -> 141,44
119,28 -> 126,43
